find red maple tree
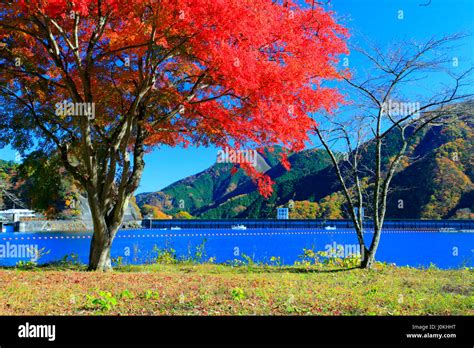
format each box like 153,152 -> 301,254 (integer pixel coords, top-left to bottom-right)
0,0 -> 347,270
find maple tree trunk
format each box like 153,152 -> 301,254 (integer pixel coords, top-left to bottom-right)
86,190 -> 126,271
87,203 -> 113,271
88,231 -> 113,271
87,208 -> 124,271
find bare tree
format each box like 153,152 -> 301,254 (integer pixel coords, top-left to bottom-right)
314,34 -> 473,268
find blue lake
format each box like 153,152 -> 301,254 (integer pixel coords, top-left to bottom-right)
0,228 -> 472,269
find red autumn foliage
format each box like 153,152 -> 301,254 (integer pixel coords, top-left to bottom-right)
1,0 -> 348,197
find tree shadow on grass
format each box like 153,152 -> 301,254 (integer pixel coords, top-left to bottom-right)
0,262 -> 361,274
281,266 -> 360,273
210,264 -> 361,275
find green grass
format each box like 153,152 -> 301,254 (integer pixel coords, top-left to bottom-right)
0,262 -> 472,315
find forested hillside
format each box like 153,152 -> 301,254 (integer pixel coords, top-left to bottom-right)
2,104 -> 473,220
136,104 -> 474,220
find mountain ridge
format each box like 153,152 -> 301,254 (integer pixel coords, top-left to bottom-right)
136,103 -> 474,220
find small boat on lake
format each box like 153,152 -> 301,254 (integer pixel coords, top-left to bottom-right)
439,227 -> 458,233
231,224 -> 247,230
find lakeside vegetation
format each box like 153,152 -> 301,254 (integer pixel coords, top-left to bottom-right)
0,259 -> 471,315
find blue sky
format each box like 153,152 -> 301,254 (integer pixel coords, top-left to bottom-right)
1,0 -> 473,193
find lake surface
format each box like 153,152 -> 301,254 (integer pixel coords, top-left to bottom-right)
0,228 -> 472,268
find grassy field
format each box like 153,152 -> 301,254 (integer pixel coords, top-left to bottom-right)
0,262 -> 472,315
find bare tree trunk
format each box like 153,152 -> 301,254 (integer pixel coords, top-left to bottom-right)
313,35 -> 472,270
361,227 -> 382,269
358,233 -> 371,269
361,252 -> 373,269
